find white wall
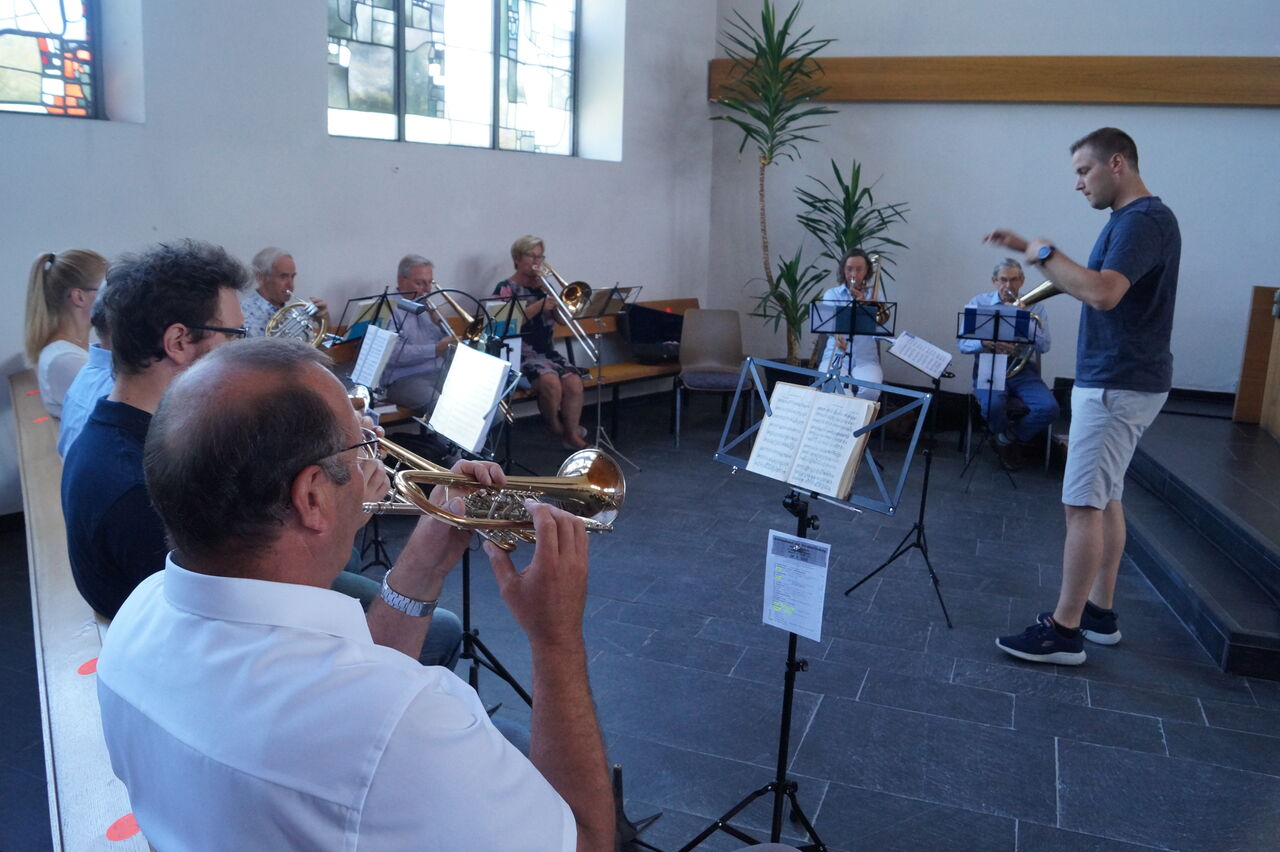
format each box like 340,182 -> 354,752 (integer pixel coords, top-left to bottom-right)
709,0 -> 1280,396
0,0 -> 719,514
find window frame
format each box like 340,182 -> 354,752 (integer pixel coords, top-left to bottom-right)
0,0 -> 104,121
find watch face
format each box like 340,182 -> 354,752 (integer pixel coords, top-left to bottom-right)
1038,245 -> 1054,261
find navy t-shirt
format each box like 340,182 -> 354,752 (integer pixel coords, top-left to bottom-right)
61,398 -> 168,619
1076,196 -> 1180,392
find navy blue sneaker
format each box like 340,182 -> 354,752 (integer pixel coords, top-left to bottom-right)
997,615 -> 1086,665
1080,601 -> 1121,645
1038,602 -> 1121,646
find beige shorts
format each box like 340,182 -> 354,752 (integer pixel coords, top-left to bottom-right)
1062,386 -> 1167,509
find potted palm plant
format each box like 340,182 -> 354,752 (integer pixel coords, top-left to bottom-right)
712,0 -> 834,363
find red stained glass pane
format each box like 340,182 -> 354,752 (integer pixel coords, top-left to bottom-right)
67,83 -> 83,97
47,108 -> 66,114
54,96 -> 64,106
68,108 -> 87,116
38,38 -> 47,51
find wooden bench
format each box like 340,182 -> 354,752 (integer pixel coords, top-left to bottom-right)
9,369 -> 148,850
331,297 -> 700,435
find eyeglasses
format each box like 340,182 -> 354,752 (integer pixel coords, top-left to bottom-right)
188,324 -> 248,340
337,427 -> 382,462
523,253 -> 546,262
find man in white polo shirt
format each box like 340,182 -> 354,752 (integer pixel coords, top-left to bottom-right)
96,337 -> 614,850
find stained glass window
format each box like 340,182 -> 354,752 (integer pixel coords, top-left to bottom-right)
0,0 -> 98,118
328,0 -> 576,156
497,0 -> 575,155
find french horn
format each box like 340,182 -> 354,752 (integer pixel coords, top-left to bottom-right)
267,295 -> 331,348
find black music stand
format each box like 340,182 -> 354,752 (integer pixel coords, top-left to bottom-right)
673,359 -> 930,851
844,345 -> 955,627
956,306 -> 1035,490
810,299 -> 897,375
582,284 -> 640,470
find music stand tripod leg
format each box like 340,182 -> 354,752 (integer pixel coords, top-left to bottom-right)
457,548 -> 533,707
680,491 -> 826,852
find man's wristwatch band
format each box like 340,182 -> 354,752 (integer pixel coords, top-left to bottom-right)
379,571 -> 439,617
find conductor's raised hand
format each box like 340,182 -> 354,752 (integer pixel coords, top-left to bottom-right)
983,229 -> 1028,253
485,501 -> 589,649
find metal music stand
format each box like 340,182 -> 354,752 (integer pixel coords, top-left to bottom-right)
671,359 -> 930,852
810,299 -> 897,374
580,284 -> 640,470
843,333 -> 956,626
956,306 -> 1036,490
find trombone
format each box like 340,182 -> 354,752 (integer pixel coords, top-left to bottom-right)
412,286 -> 514,424
537,261 -> 600,362
363,437 -> 625,552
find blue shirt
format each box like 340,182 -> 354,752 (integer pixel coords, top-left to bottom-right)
1077,196 -> 1180,392
61,398 -> 168,619
56,343 -> 114,457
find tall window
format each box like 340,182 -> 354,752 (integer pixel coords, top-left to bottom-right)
328,0 -> 576,155
0,0 -> 99,118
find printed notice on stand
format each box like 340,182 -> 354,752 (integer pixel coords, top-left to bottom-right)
746,382 -> 879,500
763,530 -> 830,642
889,332 -> 952,379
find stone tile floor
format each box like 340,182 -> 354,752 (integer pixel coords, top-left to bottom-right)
3,399 -> 1278,851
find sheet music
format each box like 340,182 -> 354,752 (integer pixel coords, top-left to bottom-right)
351,325 -> 398,389
762,530 -> 830,642
429,344 -> 509,454
889,332 -> 952,379
976,353 -> 1008,392
790,392 -> 869,498
746,382 -> 813,482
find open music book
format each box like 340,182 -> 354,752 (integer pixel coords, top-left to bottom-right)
746,382 -> 880,500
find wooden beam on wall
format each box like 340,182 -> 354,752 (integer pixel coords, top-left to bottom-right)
708,56 -> 1280,107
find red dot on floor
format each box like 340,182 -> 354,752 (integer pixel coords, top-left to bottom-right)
106,812 -> 140,841
33,416 -> 50,424
77,658 -> 98,675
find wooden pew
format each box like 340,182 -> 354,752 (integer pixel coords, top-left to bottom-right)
9,369 -> 147,850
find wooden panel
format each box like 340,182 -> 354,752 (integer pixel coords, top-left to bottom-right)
10,370 -> 148,851
1233,286 -> 1279,423
1262,315 -> 1280,439
708,56 -> 1280,106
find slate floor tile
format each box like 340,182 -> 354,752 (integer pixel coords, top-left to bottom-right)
634,629 -> 746,675
1200,697 -> 1280,738
1014,694 -> 1167,754
815,781 -> 1016,851
824,635 -> 956,683
1086,680 -> 1206,725
1015,821 -> 1162,851
1058,739 -> 1280,851
590,652 -> 821,767
820,607 -> 931,652
870,577 -> 1011,631
1249,677 -> 1280,710
0,762 -> 53,852
951,658 -> 1090,705
858,668 -> 1014,727
1164,719 -> 1280,777
730,647 -> 868,701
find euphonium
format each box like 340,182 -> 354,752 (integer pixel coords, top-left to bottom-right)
363,437 -> 625,552
267,294 -> 330,348
1006,280 -> 1060,378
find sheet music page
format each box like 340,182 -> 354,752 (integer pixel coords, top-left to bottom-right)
352,325 -> 398,389
790,392 -> 874,498
746,382 -> 814,484
976,353 -> 1008,392
889,331 -> 952,379
762,530 -> 830,642
429,344 -> 508,453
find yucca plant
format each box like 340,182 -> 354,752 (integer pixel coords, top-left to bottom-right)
796,158 -> 910,294
713,0 -> 835,362
751,248 -> 830,363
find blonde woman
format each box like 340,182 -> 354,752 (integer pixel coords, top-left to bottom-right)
24,249 -> 107,417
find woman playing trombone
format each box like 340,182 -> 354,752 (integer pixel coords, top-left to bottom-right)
493,235 -> 588,451
819,248 -> 882,401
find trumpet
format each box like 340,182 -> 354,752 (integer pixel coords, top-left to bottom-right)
267,293 -> 331,348
363,437 -> 625,552
537,261 -> 599,362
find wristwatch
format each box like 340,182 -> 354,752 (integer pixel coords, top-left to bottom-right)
1032,244 -> 1055,265
379,571 -> 439,617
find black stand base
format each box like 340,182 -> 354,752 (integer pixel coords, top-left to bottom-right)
614,764 -> 664,852
844,375 -> 953,628
359,513 -> 394,572
458,548 -> 532,706
680,491 -> 826,852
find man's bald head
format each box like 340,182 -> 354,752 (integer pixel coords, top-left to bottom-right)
145,338 -> 353,563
